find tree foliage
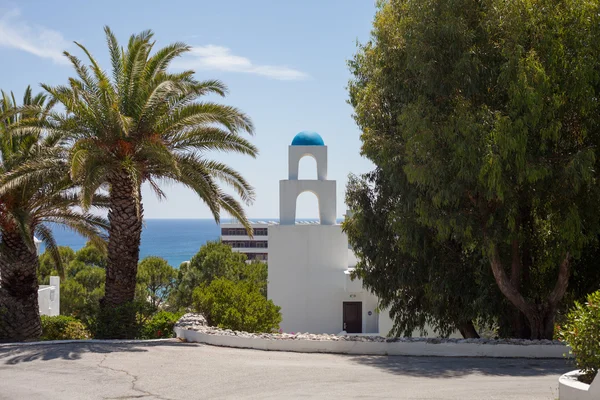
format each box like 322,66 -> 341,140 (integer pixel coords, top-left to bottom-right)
60,263 -> 105,325
345,173 -> 498,338
38,244 -> 106,327
347,0 -> 600,339
558,290 -> 600,383
170,241 -> 267,310
74,241 -> 107,269
193,278 -> 280,333
6,27 -> 258,338
0,87 -> 107,341
136,256 -> 176,309
38,246 -> 75,284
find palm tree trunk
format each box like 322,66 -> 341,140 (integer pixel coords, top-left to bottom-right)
0,229 -> 42,342
99,170 -> 143,339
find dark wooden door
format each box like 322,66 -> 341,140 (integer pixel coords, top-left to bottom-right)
343,302 -> 362,333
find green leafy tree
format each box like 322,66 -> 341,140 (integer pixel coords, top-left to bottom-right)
189,241 -> 249,283
0,87 -> 107,342
60,261 -> 105,326
559,238 -> 600,317
170,241 -> 267,310
74,241 -> 107,269
137,256 -> 176,309
38,246 -> 76,284
33,27 -> 257,338
193,278 -> 281,333
38,244 -> 107,327
348,0 -> 600,339
169,261 -> 197,311
345,172 -> 497,338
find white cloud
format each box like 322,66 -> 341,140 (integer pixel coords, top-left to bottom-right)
173,45 -> 309,81
0,8 -> 70,64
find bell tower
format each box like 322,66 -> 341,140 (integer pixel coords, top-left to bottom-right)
279,131 -> 336,225
268,131 -> 379,335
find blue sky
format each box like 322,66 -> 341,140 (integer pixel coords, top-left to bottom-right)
0,0 -> 377,219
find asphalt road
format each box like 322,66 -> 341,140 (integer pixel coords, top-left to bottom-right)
0,340 -> 566,399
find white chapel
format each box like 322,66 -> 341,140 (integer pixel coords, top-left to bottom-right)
267,131 -> 385,335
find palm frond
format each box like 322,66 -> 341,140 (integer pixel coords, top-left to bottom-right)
35,223 -> 65,279
104,26 -> 123,89
216,192 -> 253,236
159,102 -> 254,135
144,42 -> 190,81
43,211 -> 108,252
173,154 -> 255,204
169,126 -> 258,157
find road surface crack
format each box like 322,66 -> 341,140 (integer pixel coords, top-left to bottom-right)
98,354 -> 172,400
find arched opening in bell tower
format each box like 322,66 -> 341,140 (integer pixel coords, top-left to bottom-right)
297,154 -> 318,180
295,190 -> 321,224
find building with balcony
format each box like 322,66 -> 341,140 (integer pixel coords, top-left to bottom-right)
220,222 -> 275,261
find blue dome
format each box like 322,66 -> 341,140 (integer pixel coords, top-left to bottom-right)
291,131 -> 325,146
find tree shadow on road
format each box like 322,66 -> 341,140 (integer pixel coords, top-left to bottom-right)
349,355 -> 571,379
0,340 -> 200,365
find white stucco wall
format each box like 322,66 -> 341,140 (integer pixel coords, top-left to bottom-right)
347,249 -> 358,268
279,180 -> 336,225
280,144 -> 336,226
38,276 -> 60,316
378,307 -> 464,339
268,225 -> 379,334
288,146 -> 328,180
378,308 -> 395,337
34,237 -> 42,255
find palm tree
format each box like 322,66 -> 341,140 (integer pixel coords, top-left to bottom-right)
0,87 -> 108,341
41,27 -> 258,338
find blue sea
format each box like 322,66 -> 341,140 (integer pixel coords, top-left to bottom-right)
47,218 -> 342,267
48,219 -> 223,267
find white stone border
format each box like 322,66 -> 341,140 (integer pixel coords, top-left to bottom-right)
175,327 -> 568,358
559,370 -> 600,400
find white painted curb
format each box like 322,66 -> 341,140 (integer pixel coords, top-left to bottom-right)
175,328 -> 568,358
559,370 -> 600,400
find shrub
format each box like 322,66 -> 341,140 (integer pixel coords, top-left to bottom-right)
169,241 -> 269,310
40,316 -> 91,340
92,300 -> 154,339
193,278 -> 281,333
140,311 -> 182,339
558,290 -> 600,383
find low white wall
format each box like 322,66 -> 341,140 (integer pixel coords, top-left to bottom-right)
175,327 -> 567,358
559,370 -> 600,400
